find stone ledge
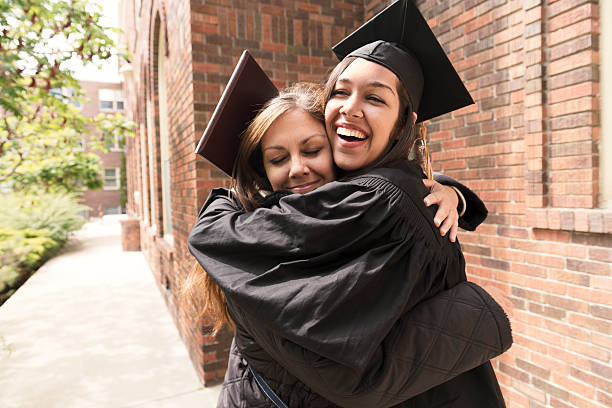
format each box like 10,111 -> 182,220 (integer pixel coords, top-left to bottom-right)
526,208 -> 612,234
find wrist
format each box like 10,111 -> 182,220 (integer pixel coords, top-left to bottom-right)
450,186 -> 467,217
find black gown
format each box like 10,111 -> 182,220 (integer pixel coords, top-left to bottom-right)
189,160 -> 511,407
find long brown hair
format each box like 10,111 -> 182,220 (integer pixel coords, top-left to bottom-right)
184,83 -> 324,334
232,82 -> 324,211
322,56 -> 420,176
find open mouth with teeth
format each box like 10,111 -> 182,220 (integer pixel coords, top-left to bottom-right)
337,127 -> 368,142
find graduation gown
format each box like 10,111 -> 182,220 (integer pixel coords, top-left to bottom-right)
189,160 -> 511,407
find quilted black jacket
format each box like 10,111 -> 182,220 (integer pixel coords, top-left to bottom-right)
189,160 -> 511,407
218,281 -> 510,407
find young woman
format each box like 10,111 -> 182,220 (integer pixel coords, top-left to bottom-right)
189,2 -> 511,406
188,83 -> 510,407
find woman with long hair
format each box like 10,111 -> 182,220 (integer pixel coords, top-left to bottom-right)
189,2 -> 511,406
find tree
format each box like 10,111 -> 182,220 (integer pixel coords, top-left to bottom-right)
0,0 -> 134,191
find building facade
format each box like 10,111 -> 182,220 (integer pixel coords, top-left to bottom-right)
79,81 -> 126,217
119,0 -> 610,407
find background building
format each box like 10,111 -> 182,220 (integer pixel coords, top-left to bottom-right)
79,81 -> 126,218
118,1 -> 610,407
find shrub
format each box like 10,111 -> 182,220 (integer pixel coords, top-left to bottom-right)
0,192 -> 87,304
0,191 -> 88,244
0,227 -> 61,304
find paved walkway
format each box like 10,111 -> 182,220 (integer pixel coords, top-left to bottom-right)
0,216 -> 221,408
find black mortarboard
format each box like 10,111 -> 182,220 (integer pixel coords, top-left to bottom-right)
332,0 -> 473,122
195,50 -> 278,176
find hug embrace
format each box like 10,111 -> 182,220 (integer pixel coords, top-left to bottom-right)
187,1 -> 513,407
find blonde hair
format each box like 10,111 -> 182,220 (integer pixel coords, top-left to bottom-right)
184,83 -> 324,334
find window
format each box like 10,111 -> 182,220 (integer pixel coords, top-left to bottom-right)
100,100 -> 114,110
98,89 -> 125,112
50,87 -> 81,108
103,168 -> 120,190
158,23 -> 173,240
104,206 -> 122,215
109,133 -> 122,151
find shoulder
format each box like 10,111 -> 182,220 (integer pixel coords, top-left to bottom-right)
345,160 -> 429,206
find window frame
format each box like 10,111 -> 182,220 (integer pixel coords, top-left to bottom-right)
103,168 -> 121,190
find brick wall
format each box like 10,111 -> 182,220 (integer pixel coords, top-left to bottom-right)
120,0 -> 610,404
415,0 -> 610,407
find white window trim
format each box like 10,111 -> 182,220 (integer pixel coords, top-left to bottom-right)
99,89 -> 125,113
51,87 -> 81,109
103,168 -> 121,190
110,133 -> 123,152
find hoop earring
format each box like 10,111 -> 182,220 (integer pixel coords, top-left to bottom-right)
418,123 -> 433,180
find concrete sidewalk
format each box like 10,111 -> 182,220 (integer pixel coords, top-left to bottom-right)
0,216 -> 221,408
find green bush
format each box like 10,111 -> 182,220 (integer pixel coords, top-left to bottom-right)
0,192 -> 88,244
0,227 -> 61,302
0,192 -> 87,304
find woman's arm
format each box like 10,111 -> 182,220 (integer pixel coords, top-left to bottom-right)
189,176 -> 451,372
190,181 -> 511,406
432,173 -> 488,231
239,281 -> 512,408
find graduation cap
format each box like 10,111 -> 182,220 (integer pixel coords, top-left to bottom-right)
332,0 -> 473,122
195,50 -> 278,176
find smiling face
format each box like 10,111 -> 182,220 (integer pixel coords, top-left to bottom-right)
261,108 -> 335,194
324,58 -> 402,171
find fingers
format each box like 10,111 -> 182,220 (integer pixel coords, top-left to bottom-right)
423,182 -> 444,208
422,178 -> 435,189
423,179 -> 460,241
433,202 -> 450,227
449,220 -> 458,242
438,210 -> 458,241
432,201 -> 458,240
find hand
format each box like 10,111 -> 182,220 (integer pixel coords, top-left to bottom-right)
481,284 -> 514,318
423,179 -> 459,242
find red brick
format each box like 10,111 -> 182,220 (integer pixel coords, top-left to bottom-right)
451,8 -> 475,28
549,96 -> 598,117
513,333 -> 548,354
531,352 -> 569,376
589,247 -> 612,263
309,13 -> 334,24
568,314 -> 612,336
548,19 -> 595,47
261,42 -> 286,52
550,397 -> 573,408
297,55 -> 322,65
494,23 -> 523,44
259,4 -> 284,15
548,82 -> 597,104
548,50 -> 596,76
552,372 -> 595,399
570,366 -> 612,392
465,12 -> 493,34
548,3 -> 596,32
192,23 -> 219,34
296,2 -> 320,12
